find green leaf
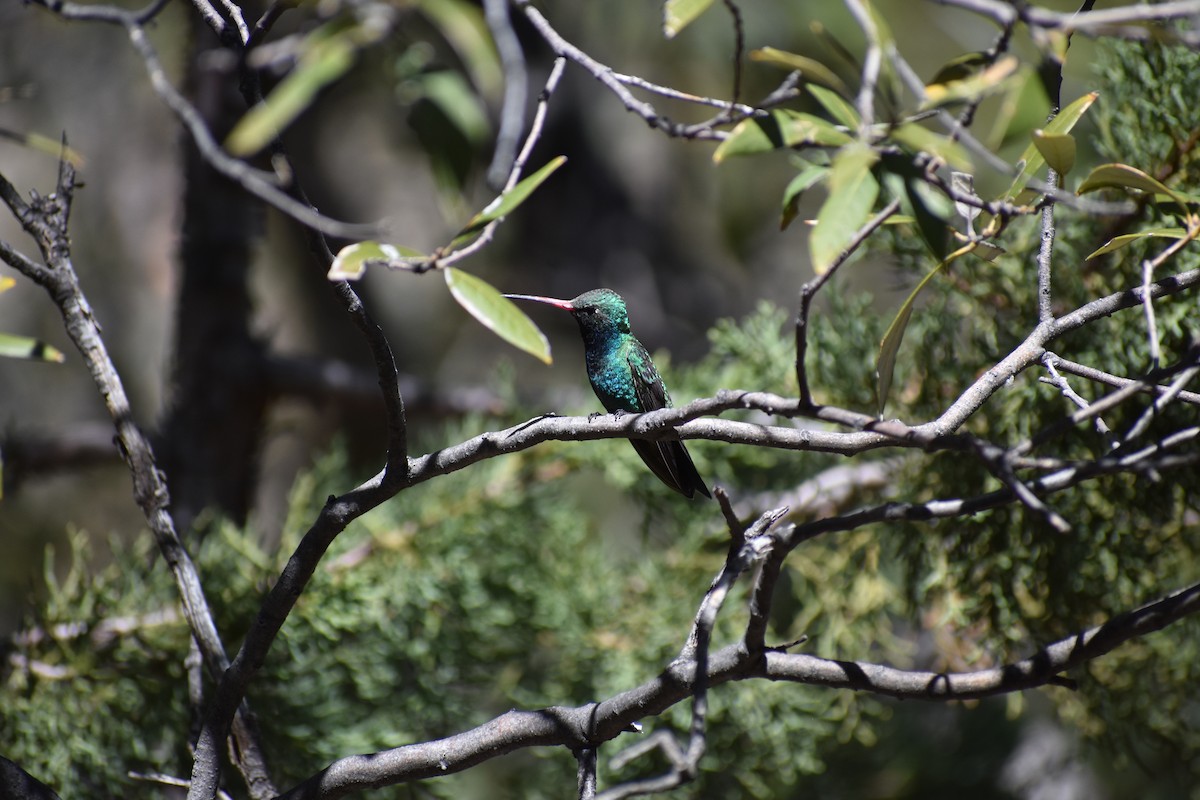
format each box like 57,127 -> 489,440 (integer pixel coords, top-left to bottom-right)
713,115 -> 786,163
1003,91 -> 1098,200
328,241 -> 425,281
226,21 -> 384,156
452,156 -> 567,245
987,69 -> 1049,149
445,268 -> 551,364
780,112 -> 855,148
417,0 -> 502,100
928,52 -> 991,85
808,84 -> 860,129
713,111 -> 851,164
922,54 -> 1020,110
889,123 -> 972,171
748,47 -> 850,96
0,127 -> 86,167
413,70 -> 491,145
967,240 -> 1007,261
903,177 -> 951,260
1085,228 -> 1189,260
663,0 -> 716,38
1076,163 -> 1187,206
1031,130 -> 1076,176
810,143 -> 879,275
876,243 -> 974,415
781,164 -> 830,230
0,333 -> 65,363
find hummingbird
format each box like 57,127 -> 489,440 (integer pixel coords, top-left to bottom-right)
505,288 -> 711,499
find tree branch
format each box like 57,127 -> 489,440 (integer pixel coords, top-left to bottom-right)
0,164 -> 276,798
272,577 -> 1200,799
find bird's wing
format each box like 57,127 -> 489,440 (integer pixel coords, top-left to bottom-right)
626,354 -> 711,499
628,353 -> 669,411
626,354 -> 688,492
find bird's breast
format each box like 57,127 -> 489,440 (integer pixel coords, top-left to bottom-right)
585,341 -> 640,412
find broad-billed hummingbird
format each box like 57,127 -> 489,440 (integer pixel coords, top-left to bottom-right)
505,288 -> 711,499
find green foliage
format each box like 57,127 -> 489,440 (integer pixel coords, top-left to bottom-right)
2,533 -> 190,798
859,35 -> 1200,797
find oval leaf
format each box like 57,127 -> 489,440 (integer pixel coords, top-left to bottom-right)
1076,163 -> 1184,205
453,156 -> 567,244
809,143 -> 879,275
1031,130 -> 1076,176
445,268 -> 551,364
890,123 -> 972,171
328,241 -> 424,281
807,84 -> 860,129
1003,91 -> 1098,200
713,115 -> 786,163
1085,227 -> 1188,260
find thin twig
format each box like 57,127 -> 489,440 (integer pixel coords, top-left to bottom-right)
1046,353 -> 1200,406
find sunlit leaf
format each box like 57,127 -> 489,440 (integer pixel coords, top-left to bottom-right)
749,47 -> 850,96
226,21 -> 384,156
810,142 -> 879,275
0,333 -> 65,363
713,116 -> 785,163
1085,228 -> 1188,260
1003,91 -> 1098,200
445,268 -> 551,364
928,52 -> 991,85
808,84 -> 860,129
1076,163 -> 1186,206
713,111 -> 851,164
781,112 -> 854,148
328,241 -> 425,281
781,163 -> 830,230
922,54 -> 1019,110
967,240 -> 1007,261
663,0 -> 716,38
452,156 -> 567,245
889,123 -> 972,171
1032,130 -> 1076,177
0,127 -> 86,167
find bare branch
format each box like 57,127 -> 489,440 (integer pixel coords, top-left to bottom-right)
272,578 -> 1200,799
1046,353 -> 1200,406
0,165 -> 277,799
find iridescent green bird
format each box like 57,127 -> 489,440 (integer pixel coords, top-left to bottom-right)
505,288 -> 711,499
